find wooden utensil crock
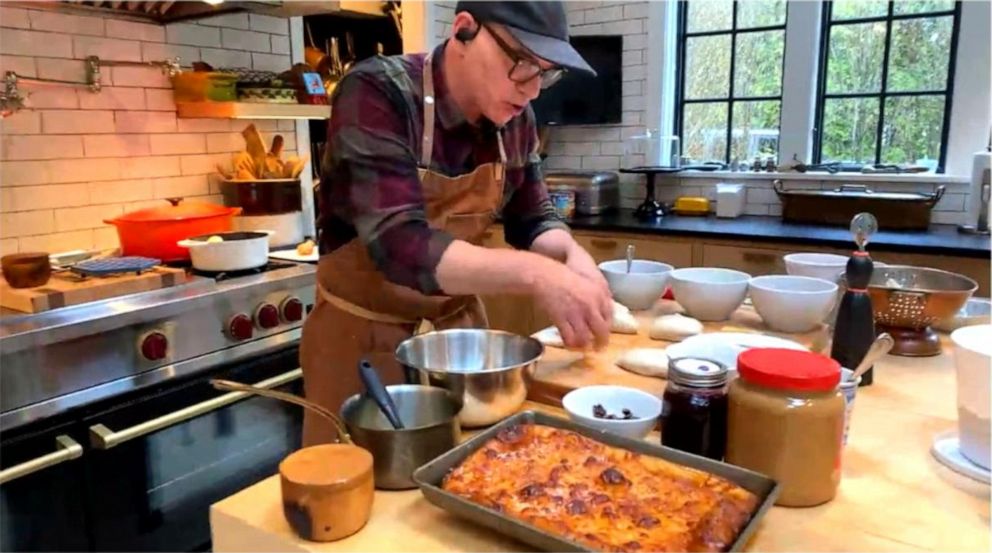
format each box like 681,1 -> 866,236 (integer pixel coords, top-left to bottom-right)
210,379 -> 374,542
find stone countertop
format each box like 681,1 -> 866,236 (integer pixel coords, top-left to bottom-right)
557,209 -> 991,258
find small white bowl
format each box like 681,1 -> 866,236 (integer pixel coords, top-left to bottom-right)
562,385 -> 662,440
668,267 -> 751,321
599,259 -> 674,311
749,275 -> 838,333
784,253 -> 848,283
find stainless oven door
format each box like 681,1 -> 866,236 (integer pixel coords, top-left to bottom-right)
81,346 -> 302,552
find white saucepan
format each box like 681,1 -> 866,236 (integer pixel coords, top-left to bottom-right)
178,230 -> 273,272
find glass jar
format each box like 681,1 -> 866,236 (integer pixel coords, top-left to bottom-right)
726,348 -> 845,508
622,129 -> 680,169
660,357 -> 729,460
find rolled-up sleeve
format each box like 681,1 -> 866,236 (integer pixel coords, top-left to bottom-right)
501,108 -> 570,250
324,70 -> 454,295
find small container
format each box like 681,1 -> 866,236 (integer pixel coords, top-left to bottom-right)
1,253 -> 51,289
727,348 -> 845,507
548,189 -> 576,219
716,183 -> 746,218
660,357 -> 729,460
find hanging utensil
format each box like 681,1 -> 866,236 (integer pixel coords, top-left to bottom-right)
850,333 -> 894,381
358,359 -> 405,429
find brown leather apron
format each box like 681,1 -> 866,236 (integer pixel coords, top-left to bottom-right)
300,54 -> 507,446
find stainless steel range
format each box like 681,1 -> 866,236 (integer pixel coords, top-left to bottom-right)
0,260 -> 317,552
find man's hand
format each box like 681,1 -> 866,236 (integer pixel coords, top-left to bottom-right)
563,242 -> 613,332
530,263 -> 612,349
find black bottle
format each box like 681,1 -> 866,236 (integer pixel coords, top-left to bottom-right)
831,214 -> 877,386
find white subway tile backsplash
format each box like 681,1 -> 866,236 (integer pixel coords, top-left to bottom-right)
48,158 -> 121,183
0,111 -> 40,134
746,187 -> 778,205
570,23 -> 604,35
206,132 -> 242,153
622,79 -> 642,97
581,155 -> 621,170
74,36 -> 141,62
622,49 -> 642,66
55,204 -> 124,232
119,156 -> 182,179
20,230 -> 94,253
110,66 -> 171,88
106,19 -> 165,42
0,29 -> 72,57
934,192 -> 966,212
604,19 -> 643,35
566,9 -> 585,25
622,65 -> 646,81
167,23 -> 222,47
37,58 -> 89,82
29,10 -> 104,36
145,89 -> 176,111
768,204 -> 783,217
0,55 -> 36,77
199,47 -> 252,69
744,204 -> 770,216
152,176 -> 210,198
564,142 -> 600,156
196,13 -> 251,30
1,7 -> 31,29
180,153 -> 229,175
2,135 -> 84,161
141,42 -> 200,64
43,110 -> 114,134
585,6 -> 622,23
78,86 -> 146,110
114,111 -> 177,133
150,134 -> 206,155
623,3 -> 649,19
1,239 -> 18,256
1,161 -> 51,186
177,119 -> 232,133
88,180 -> 155,205
600,142 -> 625,155
222,28 -> 270,52
623,33 -> 647,51
544,155 -> 581,170
11,184 -> 89,210
83,134 -> 152,157
624,95 -> 645,111
25,87 -> 80,109
270,34 -> 291,55
1,211 -> 55,238
251,52 -> 290,72
278,120 -> 297,131
931,211 -> 966,225
249,14 -> 289,35
93,226 -> 120,250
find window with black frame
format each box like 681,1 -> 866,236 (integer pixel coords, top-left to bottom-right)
814,0 -> 961,172
677,0 -> 788,166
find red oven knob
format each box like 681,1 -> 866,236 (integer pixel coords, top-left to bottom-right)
228,313 -> 254,340
140,331 -> 168,361
255,303 -> 280,329
281,297 -> 304,322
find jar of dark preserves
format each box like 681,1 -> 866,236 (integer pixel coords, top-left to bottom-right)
660,357 -> 729,460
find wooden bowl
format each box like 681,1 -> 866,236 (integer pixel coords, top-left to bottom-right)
2,252 -> 51,288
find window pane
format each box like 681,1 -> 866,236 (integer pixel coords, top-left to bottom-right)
888,16 -> 953,92
685,35 -> 731,99
737,0 -> 786,28
893,0 -> 955,15
734,30 -> 784,97
821,97 -> 880,164
684,102 -> 729,163
731,100 -> 781,161
826,22 -> 886,94
687,0 -> 733,33
832,0 -> 888,20
881,95 -> 945,166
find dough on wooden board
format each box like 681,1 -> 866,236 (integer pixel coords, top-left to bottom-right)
533,326 -> 565,348
616,348 -> 670,378
611,300 -> 639,334
650,313 -> 703,341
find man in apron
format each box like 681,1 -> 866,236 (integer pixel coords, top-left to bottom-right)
302,1 -> 614,445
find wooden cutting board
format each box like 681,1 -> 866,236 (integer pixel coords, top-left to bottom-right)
526,300 -> 831,406
0,266 -> 188,313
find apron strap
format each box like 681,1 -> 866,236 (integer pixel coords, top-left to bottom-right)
421,54 -> 436,169
317,281 -> 471,332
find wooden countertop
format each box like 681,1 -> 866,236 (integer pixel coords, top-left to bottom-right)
210,333 -> 990,552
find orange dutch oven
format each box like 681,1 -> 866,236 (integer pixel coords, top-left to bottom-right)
105,198 -> 242,262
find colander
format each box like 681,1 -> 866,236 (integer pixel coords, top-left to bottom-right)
862,265 -> 977,356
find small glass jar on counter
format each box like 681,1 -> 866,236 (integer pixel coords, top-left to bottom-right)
726,348 -> 845,508
660,357 -> 729,460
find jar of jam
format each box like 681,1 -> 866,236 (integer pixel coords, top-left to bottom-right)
726,348 -> 845,507
660,357 -> 729,460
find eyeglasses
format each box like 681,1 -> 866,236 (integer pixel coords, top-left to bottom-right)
484,24 -> 566,89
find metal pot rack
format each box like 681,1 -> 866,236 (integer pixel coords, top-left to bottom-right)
1,55 -> 181,116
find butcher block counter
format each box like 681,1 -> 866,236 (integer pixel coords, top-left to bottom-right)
210,329 -> 989,552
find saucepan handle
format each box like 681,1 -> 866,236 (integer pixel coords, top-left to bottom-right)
358,359 -> 405,430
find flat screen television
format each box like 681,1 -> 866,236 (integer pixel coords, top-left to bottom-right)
531,35 -> 623,126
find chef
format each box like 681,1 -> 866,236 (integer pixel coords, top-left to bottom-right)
301,1 -> 613,445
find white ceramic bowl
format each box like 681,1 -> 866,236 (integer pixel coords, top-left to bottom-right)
599,259 -> 674,311
562,385 -> 662,439
951,324 -> 992,470
668,267 -> 751,321
784,253 -> 848,283
748,275 -> 839,333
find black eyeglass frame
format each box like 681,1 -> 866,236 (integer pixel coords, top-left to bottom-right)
483,24 -> 567,89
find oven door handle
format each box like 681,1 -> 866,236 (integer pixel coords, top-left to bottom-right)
0,435 -> 83,485
88,368 -> 302,450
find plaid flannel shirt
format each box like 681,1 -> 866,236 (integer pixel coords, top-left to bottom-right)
319,42 -> 567,295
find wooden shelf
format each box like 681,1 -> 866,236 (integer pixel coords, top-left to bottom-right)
176,102 -> 330,120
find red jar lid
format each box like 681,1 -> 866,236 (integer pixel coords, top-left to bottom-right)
737,348 -> 841,392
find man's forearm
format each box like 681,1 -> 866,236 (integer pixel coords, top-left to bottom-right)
434,239 -> 559,296
528,228 -> 579,262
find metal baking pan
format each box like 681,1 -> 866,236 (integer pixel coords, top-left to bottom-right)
412,410 -> 780,552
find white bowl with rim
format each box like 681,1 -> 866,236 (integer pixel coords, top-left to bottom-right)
562,385 -> 662,439
668,267 -> 751,321
749,275 -> 839,333
599,259 -> 674,311
784,253 -> 848,283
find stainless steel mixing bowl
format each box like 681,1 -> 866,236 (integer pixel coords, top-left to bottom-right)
394,329 -> 545,427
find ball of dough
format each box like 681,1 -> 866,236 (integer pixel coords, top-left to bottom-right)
616,348 -> 670,378
611,300 -> 639,334
206,235 -> 223,243
649,313 -> 703,342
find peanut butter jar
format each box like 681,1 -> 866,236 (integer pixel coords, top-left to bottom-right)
726,348 -> 845,507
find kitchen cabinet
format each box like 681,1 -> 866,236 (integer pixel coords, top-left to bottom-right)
572,231 -> 694,267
